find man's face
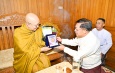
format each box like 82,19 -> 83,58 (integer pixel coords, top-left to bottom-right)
74,23 -> 86,38
96,20 -> 105,30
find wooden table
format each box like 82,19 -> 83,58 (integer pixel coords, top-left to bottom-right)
36,62 -> 83,73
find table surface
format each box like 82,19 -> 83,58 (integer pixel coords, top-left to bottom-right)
36,62 -> 83,73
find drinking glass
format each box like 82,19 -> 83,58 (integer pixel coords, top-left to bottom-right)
55,65 -> 62,73
71,60 -> 80,73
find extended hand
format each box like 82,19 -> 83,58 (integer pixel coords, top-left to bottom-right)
41,47 -> 52,52
57,44 -> 65,50
57,37 -> 62,42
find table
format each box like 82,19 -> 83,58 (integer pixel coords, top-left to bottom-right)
36,62 -> 83,73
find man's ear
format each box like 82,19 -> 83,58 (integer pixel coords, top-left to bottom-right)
103,24 -> 105,27
83,29 -> 87,34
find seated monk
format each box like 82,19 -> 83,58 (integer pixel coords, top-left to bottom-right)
13,13 -> 51,73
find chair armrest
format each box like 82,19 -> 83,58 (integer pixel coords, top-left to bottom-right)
48,52 -> 63,61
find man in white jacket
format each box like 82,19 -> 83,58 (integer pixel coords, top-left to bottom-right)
92,18 -> 112,66
57,18 -> 105,73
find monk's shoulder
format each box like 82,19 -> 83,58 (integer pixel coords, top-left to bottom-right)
14,27 -> 22,36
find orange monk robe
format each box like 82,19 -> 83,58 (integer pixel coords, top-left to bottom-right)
13,24 -> 51,73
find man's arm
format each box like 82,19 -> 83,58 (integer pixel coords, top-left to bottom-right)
62,38 -> 78,46
64,40 -> 100,62
101,33 -> 112,54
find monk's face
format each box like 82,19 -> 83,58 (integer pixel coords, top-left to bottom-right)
26,13 -> 40,31
27,21 -> 40,31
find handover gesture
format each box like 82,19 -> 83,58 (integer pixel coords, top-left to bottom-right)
56,37 -> 65,50
41,47 -> 52,52
57,37 -> 62,42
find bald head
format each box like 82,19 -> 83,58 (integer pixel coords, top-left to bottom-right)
26,13 -> 39,25
25,13 -> 40,31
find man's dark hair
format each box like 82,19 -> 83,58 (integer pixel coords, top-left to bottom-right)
97,18 -> 105,23
75,18 -> 92,31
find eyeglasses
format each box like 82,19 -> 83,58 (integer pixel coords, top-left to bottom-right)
27,22 -> 41,26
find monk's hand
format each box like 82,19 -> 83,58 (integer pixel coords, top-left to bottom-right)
57,44 -> 65,50
57,37 -> 62,42
41,47 -> 52,52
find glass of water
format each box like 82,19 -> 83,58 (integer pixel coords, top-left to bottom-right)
71,60 -> 80,73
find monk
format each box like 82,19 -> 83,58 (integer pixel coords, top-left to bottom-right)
13,13 -> 51,73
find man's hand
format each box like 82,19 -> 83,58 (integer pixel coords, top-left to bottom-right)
57,37 -> 62,42
101,53 -> 104,58
57,44 -> 65,50
41,47 -> 52,52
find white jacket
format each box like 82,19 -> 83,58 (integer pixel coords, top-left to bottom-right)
62,31 -> 101,69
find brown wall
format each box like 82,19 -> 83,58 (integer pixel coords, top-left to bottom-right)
0,0 -> 115,37
0,0 -> 75,38
0,0 -> 115,70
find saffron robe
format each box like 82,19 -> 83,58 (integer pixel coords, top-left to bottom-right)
13,24 -> 51,73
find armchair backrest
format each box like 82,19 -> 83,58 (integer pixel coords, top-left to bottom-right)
0,12 -> 25,50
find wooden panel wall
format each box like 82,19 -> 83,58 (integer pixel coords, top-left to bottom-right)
0,0 -> 115,38
0,0 -> 75,38
0,0 -> 115,70
0,0 -> 115,30
105,27 -> 115,70
74,0 -> 115,27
